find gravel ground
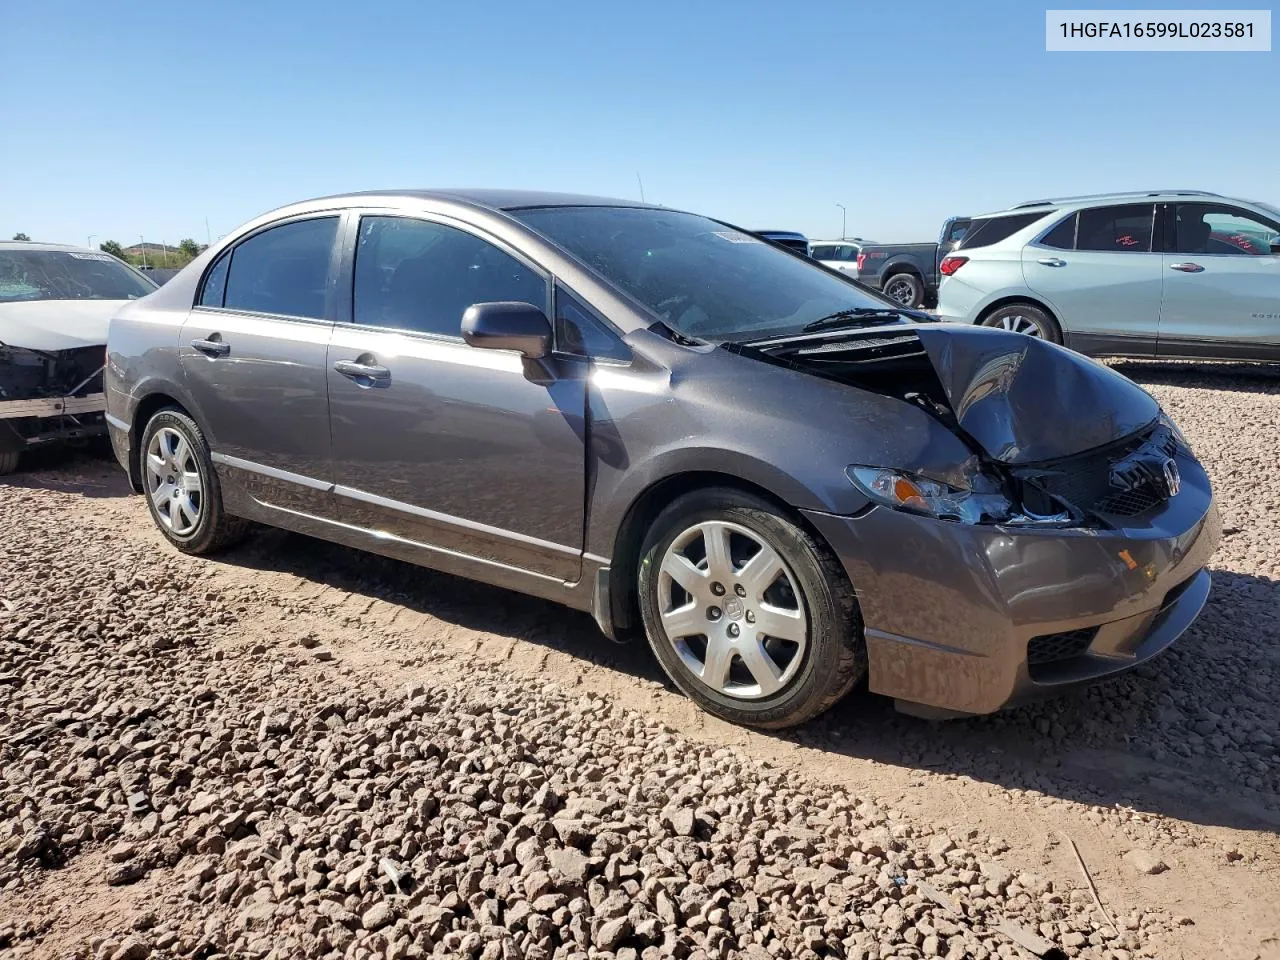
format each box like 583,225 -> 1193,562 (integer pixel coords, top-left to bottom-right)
1,360 -> 1278,960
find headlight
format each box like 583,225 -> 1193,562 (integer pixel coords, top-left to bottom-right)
847,465 -> 1015,524
1158,411 -> 1193,455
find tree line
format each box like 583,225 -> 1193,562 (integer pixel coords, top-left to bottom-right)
11,233 -> 205,268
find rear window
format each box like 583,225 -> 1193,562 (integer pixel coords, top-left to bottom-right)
955,212 -> 1048,250
0,250 -> 156,303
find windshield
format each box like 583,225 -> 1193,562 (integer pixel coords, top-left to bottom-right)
0,250 -> 157,304
512,206 -> 891,340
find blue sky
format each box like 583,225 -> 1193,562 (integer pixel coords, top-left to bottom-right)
2,0 -> 1275,246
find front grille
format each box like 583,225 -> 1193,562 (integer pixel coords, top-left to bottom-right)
1017,422 -> 1180,520
1027,627 -> 1097,665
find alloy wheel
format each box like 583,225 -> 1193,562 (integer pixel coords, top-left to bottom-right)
145,426 -> 203,536
994,313 -> 1043,337
884,278 -> 917,305
657,520 -> 808,699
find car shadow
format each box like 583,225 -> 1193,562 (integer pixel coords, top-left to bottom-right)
0,447 -> 133,499
1109,359 -> 1280,395
220,526 -> 1280,837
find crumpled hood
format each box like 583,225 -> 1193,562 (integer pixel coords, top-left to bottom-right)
914,324 -> 1158,464
0,299 -> 124,352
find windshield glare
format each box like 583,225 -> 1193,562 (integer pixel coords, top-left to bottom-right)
512,206 -> 891,340
0,250 -> 157,304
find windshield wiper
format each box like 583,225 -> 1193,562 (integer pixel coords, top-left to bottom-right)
802,307 -> 911,332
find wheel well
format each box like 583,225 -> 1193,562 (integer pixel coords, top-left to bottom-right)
128,393 -> 190,491
604,471 -> 839,637
882,265 -> 922,281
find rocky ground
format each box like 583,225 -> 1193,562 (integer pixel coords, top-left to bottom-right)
1,360 -> 1277,960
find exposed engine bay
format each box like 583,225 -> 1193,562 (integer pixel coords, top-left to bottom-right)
728,322 -> 1182,528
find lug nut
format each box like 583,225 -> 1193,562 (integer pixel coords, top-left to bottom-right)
727,623 -> 740,638
707,606 -> 722,621
745,610 -> 755,623
734,583 -> 746,597
710,582 -> 725,596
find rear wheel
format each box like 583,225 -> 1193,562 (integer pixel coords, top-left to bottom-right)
140,408 -> 250,554
0,451 -> 20,476
979,303 -> 1062,343
882,272 -> 924,308
637,488 -> 866,729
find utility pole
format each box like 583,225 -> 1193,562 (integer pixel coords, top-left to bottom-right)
87,235 -> 96,250
836,203 -> 847,240
205,216 -> 211,246
636,172 -> 646,203
140,235 -> 148,269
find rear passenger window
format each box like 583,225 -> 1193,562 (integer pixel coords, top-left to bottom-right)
223,217 -> 338,319
1076,204 -> 1154,253
955,212 -> 1046,250
199,251 -> 230,307
353,216 -> 548,338
1039,213 -> 1077,250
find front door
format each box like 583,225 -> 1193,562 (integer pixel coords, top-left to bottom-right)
1023,203 -> 1162,355
179,215 -> 340,513
326,213 -> 586,582
1158,202 -> 1280,360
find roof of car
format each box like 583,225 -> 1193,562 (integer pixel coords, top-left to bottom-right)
0,241 -> 102,253
320,188 -> 656,211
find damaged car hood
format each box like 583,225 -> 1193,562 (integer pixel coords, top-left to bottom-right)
0,300 -> 125,352
913,325 -> 1157,463
736,321 -> 1159,465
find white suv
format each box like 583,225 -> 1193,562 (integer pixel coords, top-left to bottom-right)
935,190 -> 1280,362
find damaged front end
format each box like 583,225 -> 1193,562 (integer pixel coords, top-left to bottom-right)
0,342 -> 108,460
727,322 -> 1182,529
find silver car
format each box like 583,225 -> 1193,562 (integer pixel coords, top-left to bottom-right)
935,190 -> 1280,361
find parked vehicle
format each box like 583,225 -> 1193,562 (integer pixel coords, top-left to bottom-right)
855,216 -> 971,307
107,190 -> 1218,728
810,239 -> 874,277
935,190 -> 1280,361
753,230 -> 810,256
0,242 -> 156,474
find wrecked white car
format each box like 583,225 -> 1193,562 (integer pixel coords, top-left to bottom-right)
0,242 -> 156,474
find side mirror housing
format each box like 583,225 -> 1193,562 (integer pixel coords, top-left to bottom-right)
461,301 -> 552,359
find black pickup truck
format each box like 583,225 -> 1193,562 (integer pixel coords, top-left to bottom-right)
855,216 -> 971,307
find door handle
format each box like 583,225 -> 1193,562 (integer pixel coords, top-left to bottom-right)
1037,257 -> 1067,267
190,337 -> 230,357
1170,262 -> 1204,273
333,359 -> 391,386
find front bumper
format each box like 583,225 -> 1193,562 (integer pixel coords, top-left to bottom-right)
803,457 -> 1221,715
0,393 -> 108,453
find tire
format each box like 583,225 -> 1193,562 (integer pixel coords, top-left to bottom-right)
0,451 -> 20,476
139,407 -> 250,554
979,302 -> 1063,344
637,487 -> 866,729
882,272 -> 924,308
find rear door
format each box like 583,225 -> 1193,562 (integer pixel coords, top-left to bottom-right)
1022,203 -> 1161,355
326,212 -> 587,582
1157,202 -> 1280,360
179,215 -> 340,513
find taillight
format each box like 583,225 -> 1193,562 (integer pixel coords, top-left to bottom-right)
939,255 -> 968,276
856,253 -> 865,271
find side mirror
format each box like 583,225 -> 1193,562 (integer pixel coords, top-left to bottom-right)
461,301 -> 552,359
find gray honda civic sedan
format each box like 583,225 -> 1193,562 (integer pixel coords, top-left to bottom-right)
105,190 -> 1220,728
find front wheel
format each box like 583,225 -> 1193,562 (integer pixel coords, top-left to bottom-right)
139,408 -> 250,554
0,451 -> 20,476
637,488 -> 866,729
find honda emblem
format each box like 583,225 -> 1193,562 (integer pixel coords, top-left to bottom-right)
1161,458 -> 1181,497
